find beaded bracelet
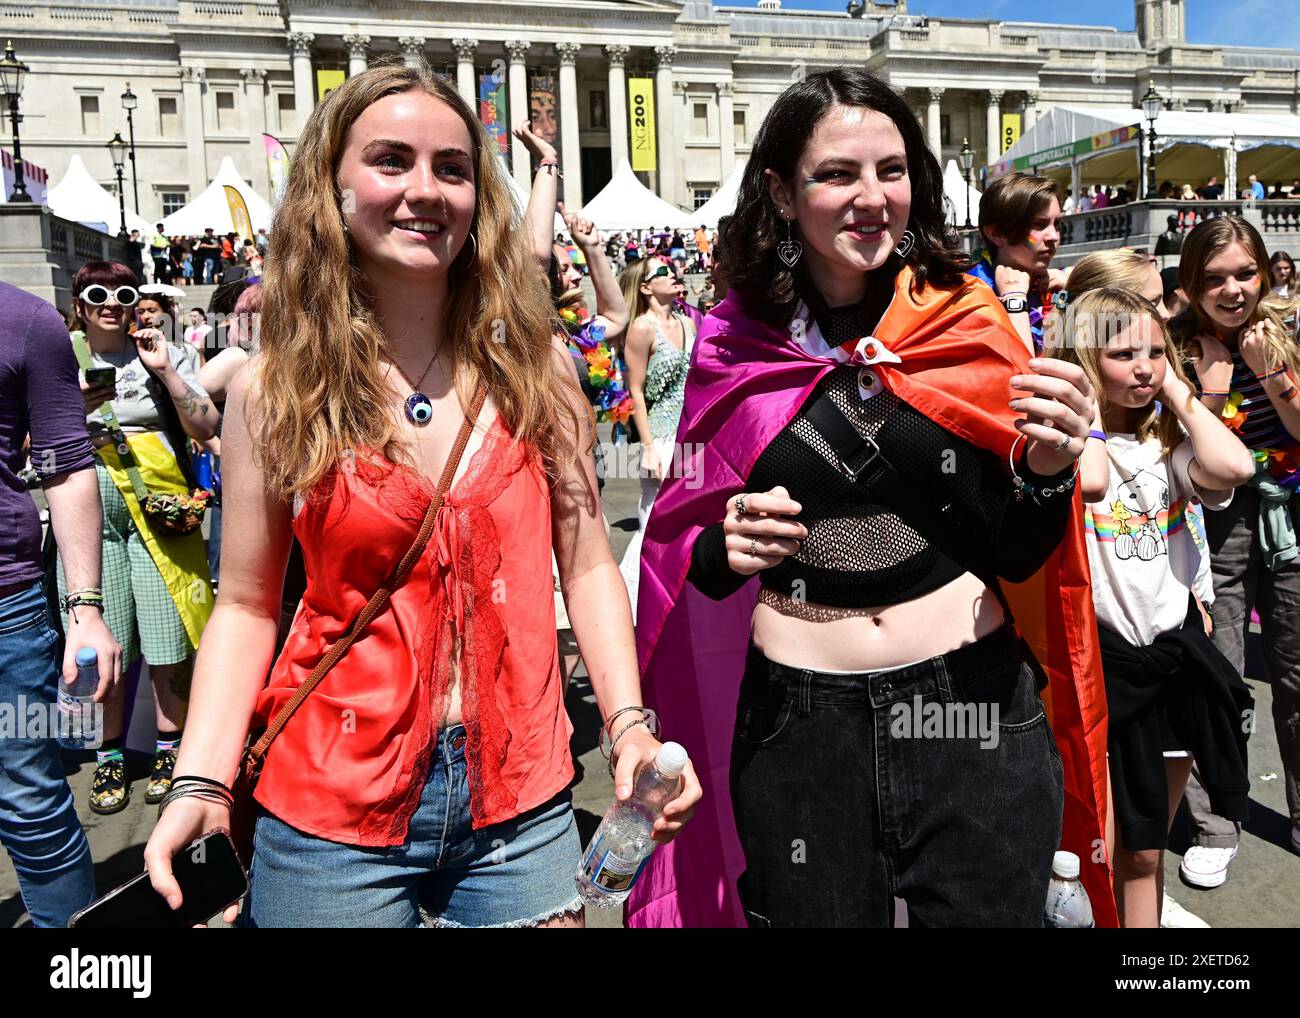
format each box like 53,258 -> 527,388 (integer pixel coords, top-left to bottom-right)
1009,434 -> 1079,504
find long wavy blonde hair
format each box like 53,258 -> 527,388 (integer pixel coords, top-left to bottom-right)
254,62 -> 576,500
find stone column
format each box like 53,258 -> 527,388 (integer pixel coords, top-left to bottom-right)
717,80 -> 735,182
180,65 -> 208,195
1024,90 -> 1039,131
289,32 -> 315,132
398,37 -> 425,70
556,42 -> 583,206
986,89 -> 1003,162
452,38 -> 477,106
506,40 -> 532,187
655,45 -> 677,206
240,68 -> 270,197
606,44 -> 629,170
926,86 -> 944,156
343,35 -> 369,78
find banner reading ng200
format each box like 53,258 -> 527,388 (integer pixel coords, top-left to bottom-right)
628,78 -> 657,172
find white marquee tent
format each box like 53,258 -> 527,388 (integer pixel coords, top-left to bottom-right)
44,154 -> 152,236
692,160 -> 747,230
580,159 -> 693,232
988,107 -> 1300,200
161,157 -> 273,236
942,158 -> 982,228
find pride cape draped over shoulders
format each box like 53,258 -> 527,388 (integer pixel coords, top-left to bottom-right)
628,265 -> 1117,928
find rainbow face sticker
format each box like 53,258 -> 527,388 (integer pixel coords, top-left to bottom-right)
1025,231 -> 1043,250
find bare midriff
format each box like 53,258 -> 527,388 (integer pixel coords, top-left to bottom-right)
751,570 -> 1006,672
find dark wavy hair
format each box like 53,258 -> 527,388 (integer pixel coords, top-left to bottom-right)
716,68 -> 965,328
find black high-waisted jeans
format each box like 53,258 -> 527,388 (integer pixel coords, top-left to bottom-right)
730,625 -> 1064,928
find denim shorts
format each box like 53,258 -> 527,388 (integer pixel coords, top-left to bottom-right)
242,724 -> 583,927
730,625 -> 1064,928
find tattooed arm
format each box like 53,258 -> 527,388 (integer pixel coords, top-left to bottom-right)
132,328 -> 221,441
164,371 -> 220,441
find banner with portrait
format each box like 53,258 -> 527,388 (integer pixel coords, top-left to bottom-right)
529,72 -> 559,149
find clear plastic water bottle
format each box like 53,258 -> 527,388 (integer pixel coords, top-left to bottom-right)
576,741 -> 688,907
56,647 -> 102,750
1044,850 -> 1095,928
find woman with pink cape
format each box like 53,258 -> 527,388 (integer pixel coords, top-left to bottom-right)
626,69 -> 1116,928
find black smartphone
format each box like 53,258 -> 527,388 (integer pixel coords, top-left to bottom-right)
68,829 -> 248,928
84,366 -> 117,389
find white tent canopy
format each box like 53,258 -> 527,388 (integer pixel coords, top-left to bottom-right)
580,158 -> 693,232
942,158 -> 981,228
160,157 -> 273,236
45,154 -> 152,236
988,107 -> 1300,200
692,160 -> 747,230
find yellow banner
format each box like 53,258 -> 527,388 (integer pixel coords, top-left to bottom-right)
628,78 -> 657,172
223,185 -> 253,241
1001,113 -> 1022,156
316,69 -> 346,103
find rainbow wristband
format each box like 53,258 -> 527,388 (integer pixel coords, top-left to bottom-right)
1199,389 -> 1230,398
1279,385 -> 1298,402
1257,366 -> 1289,383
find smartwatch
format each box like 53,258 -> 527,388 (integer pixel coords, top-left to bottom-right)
1000,293 -> 1029,314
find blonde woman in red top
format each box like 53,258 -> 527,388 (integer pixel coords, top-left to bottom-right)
143,64 -> 700,928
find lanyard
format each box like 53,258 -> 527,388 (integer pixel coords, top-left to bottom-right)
69,330 -> 151,502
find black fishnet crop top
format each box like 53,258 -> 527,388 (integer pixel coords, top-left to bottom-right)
687,312 -> 1074,608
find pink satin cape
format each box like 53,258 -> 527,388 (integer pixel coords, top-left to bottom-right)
627,268 -> 1117,928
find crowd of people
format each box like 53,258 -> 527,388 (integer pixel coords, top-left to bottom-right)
120,225 -> 269,289
1,63 -> 1298,930
1063,175 -> 1300,214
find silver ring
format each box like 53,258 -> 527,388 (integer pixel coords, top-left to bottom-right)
749,537 -> 758,557
735,494 -> 748,516
1055,433 -> 1071,453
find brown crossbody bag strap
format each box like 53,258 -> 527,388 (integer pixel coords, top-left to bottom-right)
241,384 -> 487,779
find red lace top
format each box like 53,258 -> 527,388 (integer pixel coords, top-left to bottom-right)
251,415 -> 574,846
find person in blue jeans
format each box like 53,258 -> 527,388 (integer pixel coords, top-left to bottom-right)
0,280 -> 122,926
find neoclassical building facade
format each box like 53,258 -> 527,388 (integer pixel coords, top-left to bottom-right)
4,0 -> 1298,222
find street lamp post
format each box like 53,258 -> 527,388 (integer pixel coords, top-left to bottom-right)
0,40 -> 31,202
1141,81 -> 1162,200
121,82 -> 139,212
958,137 -> 974,230
108,130 -> 128,237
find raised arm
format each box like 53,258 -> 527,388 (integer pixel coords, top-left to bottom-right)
562,206 -> 629,341
514,119 -> 560,271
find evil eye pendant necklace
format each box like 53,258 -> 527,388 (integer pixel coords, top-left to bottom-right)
393,348 -> 440,426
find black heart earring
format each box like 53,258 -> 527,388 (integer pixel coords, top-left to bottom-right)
777,211 -> 802,269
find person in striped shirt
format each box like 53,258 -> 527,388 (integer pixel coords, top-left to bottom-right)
1170,215 -> 1300,886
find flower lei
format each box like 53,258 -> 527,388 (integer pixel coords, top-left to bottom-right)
1220,389 -> 1300,488
560,307 -> 635,425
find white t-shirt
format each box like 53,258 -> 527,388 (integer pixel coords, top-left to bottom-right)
1084,433 -> 1232,646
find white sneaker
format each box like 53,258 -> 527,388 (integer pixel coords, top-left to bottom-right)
1179,845 -> 1238,889
1161,891 -> 1211,928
